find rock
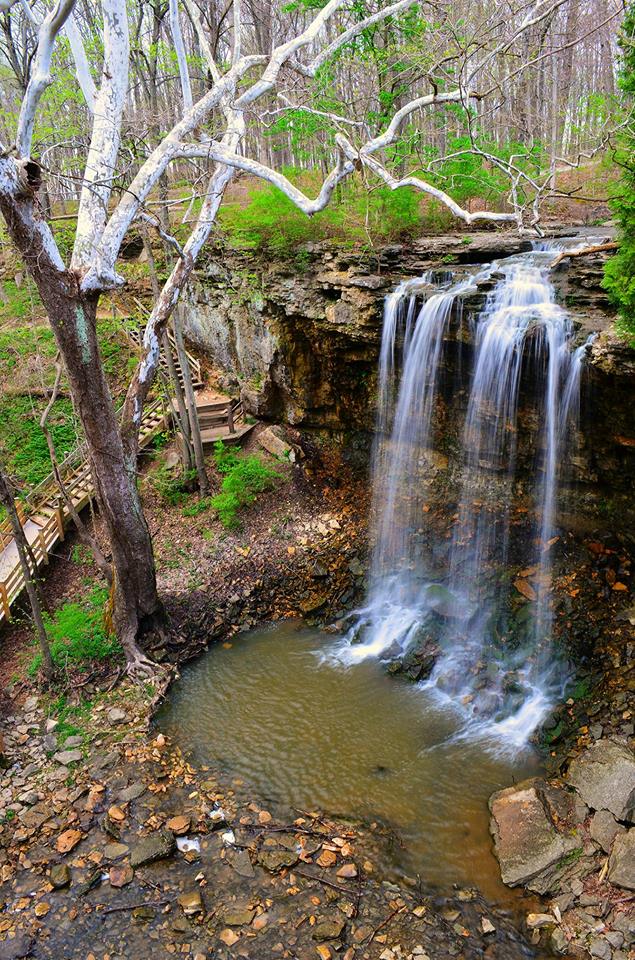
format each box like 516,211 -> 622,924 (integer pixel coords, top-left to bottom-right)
56,828 -> 83,853
228,848 -> 255,878
480,918 -> 495,934
52,749 -> 83,766
336,863 -> 357,878
526,913 -> 556,929
608,830 -> 635,890
178,890 -> 204,915
0,935 -> 34,959
589,937 -> 612,959
49,864 -> 71,888
223,907 -> 256,926
109,864 -> 134,888
129,830 -> 176,868
257,848 -> 299,872
107,708 -> 127,724
118,782 -> 146,802
489,780 -> 580,891
219,929 -> 240,946
590,810 -> 625,853
312,915 -> 346,940
132,906 -> 155,922
103,842 -> 129,860
167,815 -> 191,835
62,735 -> 83,748
568,739 -> 635,821
258,426 -> 294,461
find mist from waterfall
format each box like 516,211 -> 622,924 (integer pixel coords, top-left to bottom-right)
339,242 -> 594,750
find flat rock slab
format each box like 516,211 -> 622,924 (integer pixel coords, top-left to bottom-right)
567,738 -> 635,821
129,830 -> 176,868
608,830 -> 635,890
53,749 -> 83,765
489,780 -> 580,891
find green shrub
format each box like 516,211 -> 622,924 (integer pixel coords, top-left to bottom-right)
29,587 -> 121,676
149,463 -> 196,505
211,441 -> 281,528
182,496 -> 213,517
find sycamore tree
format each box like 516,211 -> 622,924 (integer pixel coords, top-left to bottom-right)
0,0 -> 613,674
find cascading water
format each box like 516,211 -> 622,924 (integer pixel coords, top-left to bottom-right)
340,241 -> 596,749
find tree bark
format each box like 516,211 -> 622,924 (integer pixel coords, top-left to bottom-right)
0,462 -> 54,680
0,160 -> 161,675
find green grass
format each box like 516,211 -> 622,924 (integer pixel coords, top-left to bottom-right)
28,587 -> 122,676
211,440 -> 281,529
0,394 -> 76,488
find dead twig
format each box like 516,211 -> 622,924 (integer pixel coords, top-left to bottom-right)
366,904 -> 407,945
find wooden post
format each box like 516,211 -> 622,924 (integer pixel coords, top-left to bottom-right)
38,530 -> 48,565
227,402 -> 235,435
55,503 -> 65,541
0,583 -> 10,621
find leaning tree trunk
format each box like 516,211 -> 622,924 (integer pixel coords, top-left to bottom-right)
0,161 -> 162,673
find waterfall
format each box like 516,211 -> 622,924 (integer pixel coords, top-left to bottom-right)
340,241 -> 595,749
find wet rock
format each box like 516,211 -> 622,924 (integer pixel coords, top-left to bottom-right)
589,810 -> 625,853
49,864 -> 71,888
178,890 -> 204,915
132,906 -> 155,922
257,848 -> 299,871
118,781 -> 146,802
567,738 -> 635,821
0,935 -> 34,959
489,780 -> 580,891
223,906 -> 256,926
109,864 -> 134,887
228,848 -> 255,878
129,830 -> 176,868
167,815 -> 191,835
312,915 -> 346,940
104,842 -> 129,860
607,830 -> 635,890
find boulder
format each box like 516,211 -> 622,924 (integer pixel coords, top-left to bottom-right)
567,739 -> 635,821
589,810 -> 625,853
489,780 -> 580,891
608,830 -> 635,890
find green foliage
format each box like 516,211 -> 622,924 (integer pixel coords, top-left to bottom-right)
46,693 -> 94,746
29,588 -> 121,676
149,463 -> 196,505
603,4 -> 635,338
211,441 -> 281,529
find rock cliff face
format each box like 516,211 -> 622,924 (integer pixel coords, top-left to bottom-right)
183,233 -> 635,526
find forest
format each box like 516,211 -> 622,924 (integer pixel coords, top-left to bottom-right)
0,1 -> 633,959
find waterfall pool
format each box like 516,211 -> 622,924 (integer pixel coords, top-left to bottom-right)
157,620 -> 543,904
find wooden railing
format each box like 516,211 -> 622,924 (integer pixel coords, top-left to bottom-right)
0,398 -> 167,624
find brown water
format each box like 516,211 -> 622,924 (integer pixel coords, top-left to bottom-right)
158,621 -> 543,904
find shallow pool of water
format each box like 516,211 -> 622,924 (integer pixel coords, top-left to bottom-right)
158,621 -> 543,903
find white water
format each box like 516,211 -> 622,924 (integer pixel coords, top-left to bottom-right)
338,240 -> 600,751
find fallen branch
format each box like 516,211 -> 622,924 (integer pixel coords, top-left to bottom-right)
100,898 -> 170,917
551,241 -> 618,268
366,904 -> 407,944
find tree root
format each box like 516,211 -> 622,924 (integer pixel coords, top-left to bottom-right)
125,651 -> 159,681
